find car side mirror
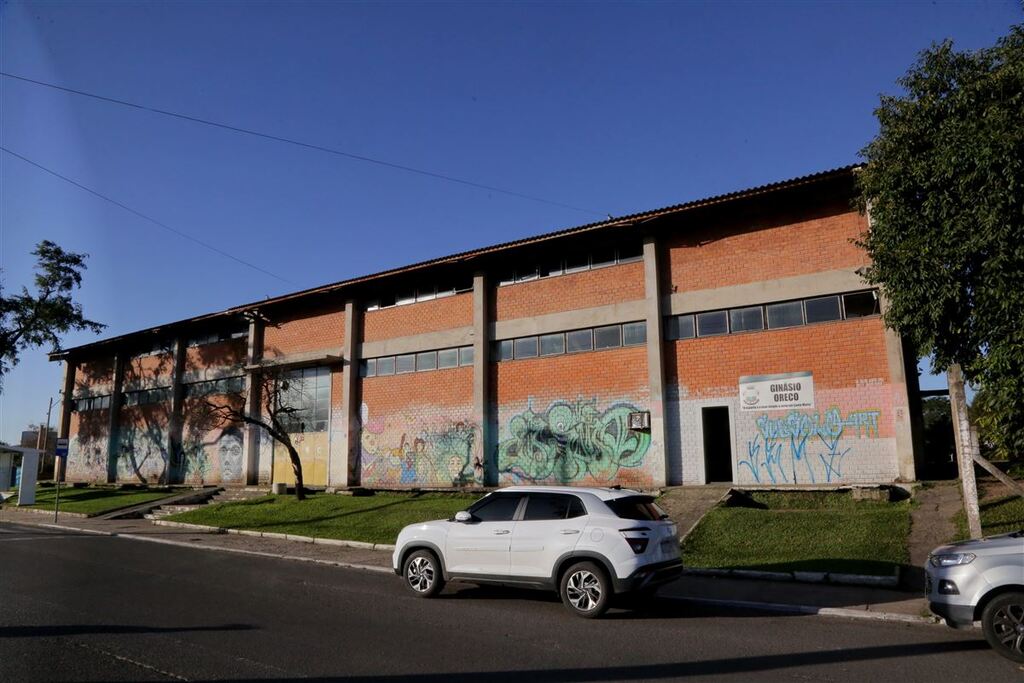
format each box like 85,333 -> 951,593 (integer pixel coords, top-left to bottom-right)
454,510 -> 473,523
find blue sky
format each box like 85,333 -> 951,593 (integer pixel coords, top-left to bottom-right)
1,1 -> 1019,443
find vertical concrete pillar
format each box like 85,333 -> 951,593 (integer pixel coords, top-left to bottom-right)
338,300 -> 362,487
166,336 -> 187,484
879,291 -> 919,482
472,273 -> 493,486
643,235 -> 670,487
106,353 -> 125,483
244,316 -> 264,486
55,360 -> 77,482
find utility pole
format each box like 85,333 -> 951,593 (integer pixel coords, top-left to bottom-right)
36,397 -> 54,475
948,364 -> 982,539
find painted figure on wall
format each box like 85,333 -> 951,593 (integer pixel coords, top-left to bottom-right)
181,424 -> 245,484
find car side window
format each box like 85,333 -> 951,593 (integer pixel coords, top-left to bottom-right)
523,494 -> 585,521
470,494 -> 522,522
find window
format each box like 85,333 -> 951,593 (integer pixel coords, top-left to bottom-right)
697,310 -> 728,336
594,324 -> 622,349
617,243 -> 643,263
124,387 -> 172,407
804,295 -> 842,324
74,395 -> 111,412
606,496 -> 668,521
497,339 -> 514,361
564,253 -> 589,274
539,256 -> 563,278
416,287 -> 436,302
566,329 -> 593,353
279,366 -> 330,433
666,314 -> 696,340
376,356 -> 396,376
766,301 -> 804,329
623,321 -> 647,346
843,291 -> 880,318
539,333 -> 565,356
360,358 -> 377,377
590,247 -> 616,269
514,336 -> 539,359
437,348 -> 459,369
459,346 -> 475,366
730,306 -> 764,333
469,494 -> 523,522
498,270 -> 516,286
516,266 -> 539,283
435,285 -> 455,299
184,376 -> 244,398
396,354 -> 416,374
416,351 -> 437,371
523,494 -> 583,521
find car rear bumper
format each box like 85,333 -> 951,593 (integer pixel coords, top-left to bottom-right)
613,559 -> 683,593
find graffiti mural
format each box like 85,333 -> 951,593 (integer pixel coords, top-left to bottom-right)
115,420 -> 170,484
360,404 -> 480,487
66,435 -> 109,482
496,398 -> 651,485
737,407 -> 881,484
180,425 -> 245,484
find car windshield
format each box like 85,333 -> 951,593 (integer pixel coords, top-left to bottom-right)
605,495 -> 669,521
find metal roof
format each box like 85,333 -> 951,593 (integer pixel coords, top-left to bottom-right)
50,164 -> 860,360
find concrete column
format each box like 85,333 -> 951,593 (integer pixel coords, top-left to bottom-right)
55,360 -> 77,482
244,317 -> 264,486
106,353 -> 125,483
643,235 -> 670,487
165,336 -> 187,484
877,297 -> 919,482
472,273 -> 493,485
338,300 -> 362,487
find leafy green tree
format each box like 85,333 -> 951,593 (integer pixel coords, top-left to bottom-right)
0,240 -> 105,385
858,26 -> 1024,462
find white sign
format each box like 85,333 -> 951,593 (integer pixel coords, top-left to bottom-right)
739,371 -> 814,412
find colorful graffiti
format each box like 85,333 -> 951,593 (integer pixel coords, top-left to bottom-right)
497,398 -> 651,484
181,425 -> 245,484
738,407 -> 881,484
115,422 -> 170,484
360,405 -> 480,487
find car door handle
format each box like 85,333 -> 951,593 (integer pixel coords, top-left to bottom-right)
493,529 -> 511,535
560,529 -> 580,535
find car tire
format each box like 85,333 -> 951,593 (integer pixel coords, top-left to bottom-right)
560,561 -> 611,618
981,591 -> 1024,663
403,549 -> 445,598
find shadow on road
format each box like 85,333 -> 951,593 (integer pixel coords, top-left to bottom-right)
0,623 -> 257,638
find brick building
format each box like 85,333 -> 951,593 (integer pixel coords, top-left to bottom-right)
50,166 -> 923,490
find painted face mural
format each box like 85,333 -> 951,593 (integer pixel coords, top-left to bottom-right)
217,427 -> 244,482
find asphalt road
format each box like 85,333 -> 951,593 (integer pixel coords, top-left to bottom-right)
1,522 -> 1018,682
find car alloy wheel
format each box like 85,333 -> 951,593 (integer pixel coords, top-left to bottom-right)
560,561 -> 610,618
983,592 -> 1024,663
403,550 -> 445,598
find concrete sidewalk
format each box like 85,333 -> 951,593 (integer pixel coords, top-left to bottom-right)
0,506 -> 938,626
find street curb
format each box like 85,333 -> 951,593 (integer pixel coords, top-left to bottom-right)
149,519 -> 396,551
6,506 -> 90,519
684,566 -> 900,588
667,595 -> 946,626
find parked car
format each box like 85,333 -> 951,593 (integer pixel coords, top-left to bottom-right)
926,530 -> 1024,662
392,486 -> 683,617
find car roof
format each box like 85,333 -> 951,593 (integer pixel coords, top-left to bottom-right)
498,485 -> 651,501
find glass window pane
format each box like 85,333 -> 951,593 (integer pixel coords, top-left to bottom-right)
591,247 -> 616,269
730,306 -> 764,333
514,336 -> 539,359
361,358 -> 376,377
564,253 -> 589,273
416,287 -> 436,302
376,356 -> 396,376
395,291 -> 416,306
516,266 -> 539,282
459,346 -> 475,366
697,310 -> 729,336
617,243 -> 643,263
498,270 -> 515,286
843,291 -> 880,318
470,494 -> 522,522
766,301 -> 804,329
566,329 -> 593,353
539,256 -> 563,278
539,333 -> 565,356
437,349 -> 459,369
396,354 -> 415,374
416,351 -> 437,371
594,325 -> 622,349
804,296 -> 842,324
497,339 -> 514,361
378,292 -> 396,308
523,494 -> 574,521
623,321 -> 647,346
435,286 -> 455,299
666,314 -> 695,340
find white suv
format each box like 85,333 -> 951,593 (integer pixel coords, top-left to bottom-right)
392,486 -> 682,617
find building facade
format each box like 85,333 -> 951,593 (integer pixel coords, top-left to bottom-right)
51,166 -> 923,490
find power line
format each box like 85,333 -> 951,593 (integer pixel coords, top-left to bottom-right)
1,71 -> 605,217
1,145 -> 295,285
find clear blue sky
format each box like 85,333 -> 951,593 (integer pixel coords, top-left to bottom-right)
1,1 -> 1019,443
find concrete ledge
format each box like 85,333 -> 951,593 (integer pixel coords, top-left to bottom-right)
7,506 -> 89,519
148,518 -> 395,550
684,567 -> 900,588
151,520 -> 226,533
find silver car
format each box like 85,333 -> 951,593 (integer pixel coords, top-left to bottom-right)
926,530 -> 1024,662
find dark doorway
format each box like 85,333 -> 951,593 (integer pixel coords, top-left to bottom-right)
702,407 -> 733,483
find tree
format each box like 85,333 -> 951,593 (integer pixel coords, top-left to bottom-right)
195,367 -> 311,500
0,240 -> 105,385
857,27 -> 1024,463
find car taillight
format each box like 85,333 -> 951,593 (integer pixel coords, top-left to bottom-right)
625,537 -> 649,554
620,527 -> 650,555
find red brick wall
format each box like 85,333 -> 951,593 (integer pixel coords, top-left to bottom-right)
493,345 -> 654,487
359,366 -> 478,487
185,339 -> 246,374
495,262 -> 645,321
363,293 -> 473,342
123,353 -> 173,388
666,205 -> 869,291
263,307 -> 345,358
116,403 -> 170,483
74,359 -> 114,394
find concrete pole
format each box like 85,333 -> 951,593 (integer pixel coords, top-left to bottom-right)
244,316 -> 265,486
472,273 -> 493,486
643,235 -> 670,487
948,363 -> 982,539
339,300 -> 361,487
55,361 -> 76,483
106,354 -> 125,484
37,396 -> 53,475
166,336 -> 187,484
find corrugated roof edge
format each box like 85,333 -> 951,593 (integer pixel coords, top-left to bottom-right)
49,163 -> 862,361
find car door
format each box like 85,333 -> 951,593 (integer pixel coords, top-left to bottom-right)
509,493 -> 587,578
444,493 -> 523,577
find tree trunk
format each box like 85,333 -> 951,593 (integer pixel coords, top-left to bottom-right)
948,364 -> 982,538
286,442 -> 306,501
973,453 -> 1024,498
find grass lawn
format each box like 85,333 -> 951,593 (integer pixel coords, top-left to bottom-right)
682,491 -> 912,577
7,486 -> 177,516
955,494 -> 1024,539
167,492 -> 479,545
